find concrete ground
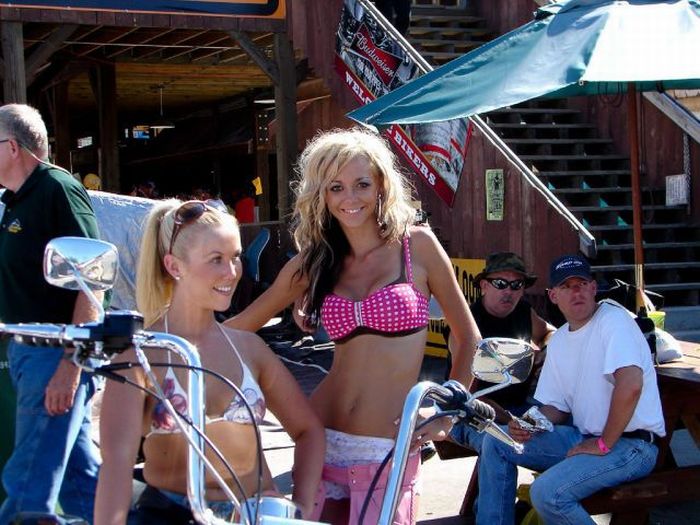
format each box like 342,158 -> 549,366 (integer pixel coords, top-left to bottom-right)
263,418 -> 700,524
263,347 -> 700,524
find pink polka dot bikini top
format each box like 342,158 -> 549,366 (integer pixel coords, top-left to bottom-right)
320,235 -> 430,342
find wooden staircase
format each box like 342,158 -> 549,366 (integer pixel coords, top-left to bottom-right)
485,100 -> 700,306
398,1 -> 700,306
408,3 -> 491,66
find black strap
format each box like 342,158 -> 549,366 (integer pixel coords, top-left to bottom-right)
621,429 -> 656,443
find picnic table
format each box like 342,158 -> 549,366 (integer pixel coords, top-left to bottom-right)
582,341 -> 700,522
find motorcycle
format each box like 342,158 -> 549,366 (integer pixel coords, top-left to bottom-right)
0,236 -> 532,525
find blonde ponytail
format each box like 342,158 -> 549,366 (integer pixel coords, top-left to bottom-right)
136,199 -> 179,327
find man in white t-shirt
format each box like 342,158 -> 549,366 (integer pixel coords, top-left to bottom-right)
476,254 -> 665,525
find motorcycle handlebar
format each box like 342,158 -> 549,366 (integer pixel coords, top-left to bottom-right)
379,380 -> 523,525
0,316 -> 321,525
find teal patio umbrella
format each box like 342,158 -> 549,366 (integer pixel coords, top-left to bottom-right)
349,0 -> 700,311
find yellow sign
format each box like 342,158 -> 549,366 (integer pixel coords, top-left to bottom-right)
485,169 -> 504,221
425,257 -> 484,358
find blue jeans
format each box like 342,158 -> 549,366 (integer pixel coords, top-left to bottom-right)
476,424 -> 658,525
0,342 -> 100,524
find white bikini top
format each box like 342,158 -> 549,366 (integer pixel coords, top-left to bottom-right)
147,320 -> 266,437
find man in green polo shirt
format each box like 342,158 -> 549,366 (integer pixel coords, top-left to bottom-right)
0,104 -> 101,523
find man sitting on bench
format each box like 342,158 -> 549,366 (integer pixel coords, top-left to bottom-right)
448,252 -> 555,453
476,254 -> 665,525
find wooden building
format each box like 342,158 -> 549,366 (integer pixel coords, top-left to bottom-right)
0,0 -> 306,220
3,0 -> 698,303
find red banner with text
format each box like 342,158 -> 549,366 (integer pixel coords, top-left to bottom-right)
336,0 -> 472,206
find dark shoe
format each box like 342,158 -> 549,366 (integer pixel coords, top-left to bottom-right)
420,441 -> 437,463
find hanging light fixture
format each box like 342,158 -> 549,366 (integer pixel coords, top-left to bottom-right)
151,84 -> 175,131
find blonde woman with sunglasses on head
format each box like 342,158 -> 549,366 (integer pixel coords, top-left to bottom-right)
95,199 -> 324,525
227,128 -> 481,524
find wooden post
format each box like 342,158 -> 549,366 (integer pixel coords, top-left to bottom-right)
628,82 -> 646,313
52,83 -> 71,170
273,32 -> 297,220
255,108 -> 272,221
90,64 -> 120,192
1,22 -> 26,104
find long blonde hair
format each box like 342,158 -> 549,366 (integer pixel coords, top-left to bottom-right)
291,128 -> 416,324
136,199 -> 238,327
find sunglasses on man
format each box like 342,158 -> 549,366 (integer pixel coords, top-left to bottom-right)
485,277 -> 526,291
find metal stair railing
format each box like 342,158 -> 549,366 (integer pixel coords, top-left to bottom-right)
359,0 -> 598,258
643,92 -> 700,145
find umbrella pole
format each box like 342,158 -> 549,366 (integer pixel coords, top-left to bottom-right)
628,82 -> 647,314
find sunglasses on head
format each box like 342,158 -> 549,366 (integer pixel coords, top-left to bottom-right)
486,277 -> 526,291
168,199 -> 228,255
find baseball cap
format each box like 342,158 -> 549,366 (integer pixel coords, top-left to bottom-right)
475,252 -> 537,288
549,254 -> 592,287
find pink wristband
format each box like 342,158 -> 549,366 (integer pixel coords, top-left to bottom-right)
596,437 -> 610,453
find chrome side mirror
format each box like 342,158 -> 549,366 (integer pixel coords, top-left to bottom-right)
44,237 -> 119,319
472,337 -> 536,395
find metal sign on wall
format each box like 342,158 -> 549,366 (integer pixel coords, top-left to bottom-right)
0,0 -> 286,18
485,169 -> 504,221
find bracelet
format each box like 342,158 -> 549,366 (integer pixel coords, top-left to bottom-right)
596,436 -> 610,454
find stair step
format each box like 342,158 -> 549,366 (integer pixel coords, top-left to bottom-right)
569,204 -> 681,212
489,107 -> 581,115
410,14 -> 484,25
414,39 -> 485,52
412,1 -> 469,9
666,330 -> 700,343
491,123 -> 597,130
587,223 -> 690,231
647,282 -> 700,293
505,138 -> 612,145
410,27 -> 490,38
552,187 -> 632,194
592,262 -> 700,272
538,170 -> 631,176
422,52 -> 468,64
664,306 -> 700,331
595,240 -> 700,250
521,154 -> 628,161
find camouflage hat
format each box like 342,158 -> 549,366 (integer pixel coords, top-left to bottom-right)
474,252 -> 537,288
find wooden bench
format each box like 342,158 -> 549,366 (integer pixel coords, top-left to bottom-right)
432,343 -> 700,523
435,436 -> 700,524
435,400 -> 700,522
581,466 -> 700,524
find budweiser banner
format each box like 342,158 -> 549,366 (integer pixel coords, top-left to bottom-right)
336,0 -> 471,206
0,0 -> 285,18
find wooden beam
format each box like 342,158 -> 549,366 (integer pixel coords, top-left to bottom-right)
90,63 -> 120,192
273,32 -> 296,218
229,29 -> 278,84
26,24 -> 78,86
52,82 -> 71,170
0,9 -> 286,33
255,108 -> 272,221
1,21 -> 26,103
644,92 -> 700,145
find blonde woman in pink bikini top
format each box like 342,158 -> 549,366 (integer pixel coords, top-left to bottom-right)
227,128 -> 481,524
